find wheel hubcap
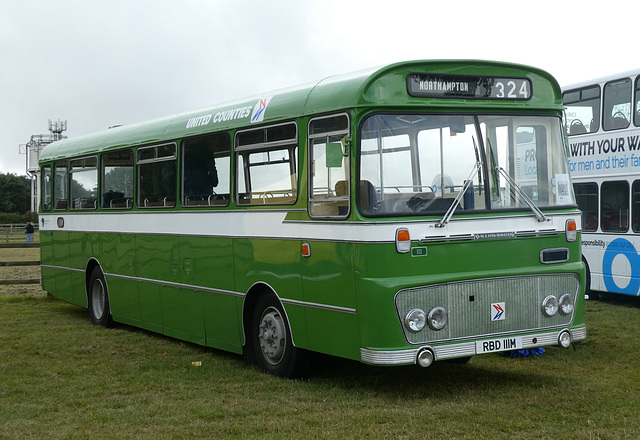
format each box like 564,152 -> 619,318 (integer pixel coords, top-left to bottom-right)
258,307 -> 286,365
91,279 -> 105,319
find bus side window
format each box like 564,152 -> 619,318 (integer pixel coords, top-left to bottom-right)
574,182 -> 598,232
137,143 -> 177,208
563,86 -> 600,135
235,122 -> 298,206
182,132 -> 230,207
635,77 -> 640,127
603,78 -> 631,131
308,114 -> 350,218
600,180 -> 629,232
633,180 -> 640,233
70,157 -> 98,210
102,149 -> 134,209
41,165 -> 52,211
53,160 -> 68,210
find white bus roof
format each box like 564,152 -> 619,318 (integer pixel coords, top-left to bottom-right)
563,69 -> 640,91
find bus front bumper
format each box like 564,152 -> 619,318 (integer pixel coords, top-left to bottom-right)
360,326 -> 587,366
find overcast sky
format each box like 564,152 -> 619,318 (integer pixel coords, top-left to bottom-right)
1,0 -> 637,175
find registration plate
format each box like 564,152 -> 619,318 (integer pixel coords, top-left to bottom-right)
476,336 -> 523,354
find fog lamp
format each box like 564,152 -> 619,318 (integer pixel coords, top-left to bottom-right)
542,295 -> 558,317
404,308 -> 426,332
558,330 -> 572,349
427,306 -> 448,331
416,348 -> 434,368
558,293 -> 574,315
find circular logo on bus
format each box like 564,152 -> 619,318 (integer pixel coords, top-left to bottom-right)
602,238 -> 640,295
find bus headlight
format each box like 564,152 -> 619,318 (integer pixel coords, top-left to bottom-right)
558,293 -> 574,315
404,308 -> 426,332
542,295 -> 558,317
427,306 -> 448,331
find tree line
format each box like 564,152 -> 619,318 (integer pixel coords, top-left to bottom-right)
0,172 -> 37,223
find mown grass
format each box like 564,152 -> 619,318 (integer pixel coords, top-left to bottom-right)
1,254 -> 639,439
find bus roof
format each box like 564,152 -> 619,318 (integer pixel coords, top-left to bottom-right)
562,69 -> 640,92
40,60 -> 563,163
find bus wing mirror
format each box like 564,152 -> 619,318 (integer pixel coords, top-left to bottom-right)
326,142 -> 344,168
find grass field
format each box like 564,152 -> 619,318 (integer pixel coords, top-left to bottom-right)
1,248 -> 639,439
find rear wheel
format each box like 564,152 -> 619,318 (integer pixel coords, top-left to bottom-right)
252,294 -> 304,378
88,266 -> 113,327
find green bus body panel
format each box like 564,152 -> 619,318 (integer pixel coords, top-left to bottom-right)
40,226 -> 583,362
354,235 -> 584,350
302,240 -> 359,360
38,60 -> 562,164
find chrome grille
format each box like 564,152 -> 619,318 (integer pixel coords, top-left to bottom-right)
395,274 -> 580,345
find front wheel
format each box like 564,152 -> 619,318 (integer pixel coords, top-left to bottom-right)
88,266 -> 113,327
252,294 -> 304,378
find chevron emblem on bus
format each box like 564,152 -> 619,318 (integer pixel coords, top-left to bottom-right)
491,302 -> 505,321
250,96 -> 273,123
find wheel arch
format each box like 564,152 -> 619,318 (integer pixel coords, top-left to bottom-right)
241,282 -> 297,349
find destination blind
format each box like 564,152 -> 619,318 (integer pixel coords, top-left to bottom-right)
407,73 -> 532,100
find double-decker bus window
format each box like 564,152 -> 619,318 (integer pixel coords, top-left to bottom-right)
635,77 -> 640,127
102,149 -> 134,209
70,157 -> 98,210
137,143 -> 177,208
308,114 -> 350,218
236,122 -> 298,205
574,182 -> 598,232
603,79 -> 631,131
563,86 -> 600,135
53,160 -> 68,210
601,180 -> 629,232
632,181 -> 640,232
182,133 -> 230,207
41,165 -> 52,212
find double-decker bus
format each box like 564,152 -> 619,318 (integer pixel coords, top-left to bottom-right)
39,60 -> 586,377
563,70 -> 640,298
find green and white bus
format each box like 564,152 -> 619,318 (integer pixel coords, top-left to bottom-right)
39,60 -> 586,377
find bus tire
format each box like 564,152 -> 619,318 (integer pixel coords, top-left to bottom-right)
252,294 -> 304,378
88,266 -> 113,327
583,257 -> 600,300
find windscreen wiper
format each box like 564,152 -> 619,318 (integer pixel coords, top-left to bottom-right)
495,166 -> 548,222
435,162 -> 481,228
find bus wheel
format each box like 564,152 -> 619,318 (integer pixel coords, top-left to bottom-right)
88,266 -> 113,327
583,257 -> 600,300
252,294 -> 304,378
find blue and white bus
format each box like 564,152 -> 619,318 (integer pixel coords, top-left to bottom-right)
563,70 -> 640,297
